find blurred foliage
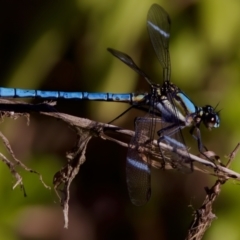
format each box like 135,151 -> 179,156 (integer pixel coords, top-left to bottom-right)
0,0 -> 240,239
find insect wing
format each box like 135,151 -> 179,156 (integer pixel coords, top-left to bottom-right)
147,4 -> 171,80
126,117 -> 152,206
107,48 -> 152,84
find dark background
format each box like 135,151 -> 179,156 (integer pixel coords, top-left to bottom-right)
0,0 -> 240,239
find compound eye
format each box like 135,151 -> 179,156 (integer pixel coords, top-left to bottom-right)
202,105 -> 220,128
204,114 -> 220,128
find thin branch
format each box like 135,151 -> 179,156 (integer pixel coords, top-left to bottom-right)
0,131 -> 50,190
39,110 -> 240,181
53,129 -> 92,228
186,143 -> 240,240
0,152 -> 26,195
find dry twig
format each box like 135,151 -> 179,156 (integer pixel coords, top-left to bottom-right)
186,144 -> 240,240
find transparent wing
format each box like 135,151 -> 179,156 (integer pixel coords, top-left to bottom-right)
132,118 -> 193,172
126,117 -> 153,206
107,48 -> 152,85
147,4 -> 171,81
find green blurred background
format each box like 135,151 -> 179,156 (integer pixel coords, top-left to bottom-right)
1,0 -> 240,239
